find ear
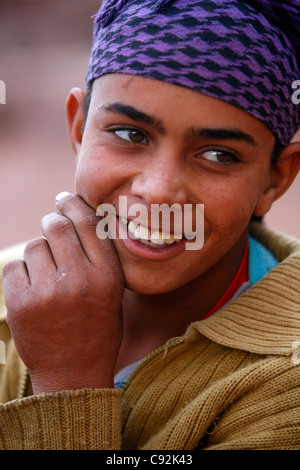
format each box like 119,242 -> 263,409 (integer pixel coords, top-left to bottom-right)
253,141 -> 300,217
65,87 -> 85,156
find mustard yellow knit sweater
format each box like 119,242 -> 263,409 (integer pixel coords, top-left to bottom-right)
0,223 -> 299,450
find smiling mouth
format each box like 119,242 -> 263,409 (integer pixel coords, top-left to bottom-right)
119,217 -> 185,248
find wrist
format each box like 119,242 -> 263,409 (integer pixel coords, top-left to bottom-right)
31,370 -> 115,395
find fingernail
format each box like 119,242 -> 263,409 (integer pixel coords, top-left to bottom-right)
55,191 -> 71,203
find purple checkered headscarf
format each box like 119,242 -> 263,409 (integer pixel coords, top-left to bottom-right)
87,0 -> 300,146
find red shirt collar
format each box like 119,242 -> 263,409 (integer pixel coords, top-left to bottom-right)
201,240 -> 249,321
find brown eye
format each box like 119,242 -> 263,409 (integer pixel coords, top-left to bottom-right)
199,150 -> 236,163
114,128 -> 148,144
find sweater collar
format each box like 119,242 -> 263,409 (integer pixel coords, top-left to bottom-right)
186,223 -> 300,357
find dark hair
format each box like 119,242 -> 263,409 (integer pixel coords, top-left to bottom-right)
81,80 -> 284,164
270,136 -> 284,164
82,81 -> 93,134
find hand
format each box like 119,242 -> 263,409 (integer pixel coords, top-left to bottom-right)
2,193 -> 125,394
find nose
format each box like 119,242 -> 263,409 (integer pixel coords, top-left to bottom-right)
130,152 -> 188,207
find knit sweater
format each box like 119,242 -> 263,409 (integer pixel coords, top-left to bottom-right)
0,223 -> 299,450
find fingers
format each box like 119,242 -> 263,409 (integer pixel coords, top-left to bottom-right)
3,238 -> 56,302
23,237 -> 56,286
54,192 -> 118,267
3,193 -> 122,302
2,258 -> 29,311
41,211 -> 89,270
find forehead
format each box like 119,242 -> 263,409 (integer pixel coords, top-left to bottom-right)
89,73 -> 275,147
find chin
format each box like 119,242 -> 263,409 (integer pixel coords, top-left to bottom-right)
123,275 -> 179,296
124,282 -> 169,296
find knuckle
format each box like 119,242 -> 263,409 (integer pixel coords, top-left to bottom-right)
2,258 -> 23,277
56,192 -> 76,207
43,213 -> 74,237
24,237 -> 47,257
78,212 -> 97,232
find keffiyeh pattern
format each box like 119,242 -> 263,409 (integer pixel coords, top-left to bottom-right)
87,0 -> 300,145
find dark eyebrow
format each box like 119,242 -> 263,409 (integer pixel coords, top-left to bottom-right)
98,103 -> 258,146
98,103 -> 167,135
186,127 -> 258,146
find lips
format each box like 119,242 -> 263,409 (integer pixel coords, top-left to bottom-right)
119,217 -> 183,248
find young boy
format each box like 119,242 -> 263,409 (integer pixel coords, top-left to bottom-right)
0,0 -> 300,450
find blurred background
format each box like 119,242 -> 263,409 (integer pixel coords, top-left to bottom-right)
0,0 -> 299,251
0,0 -> 100,250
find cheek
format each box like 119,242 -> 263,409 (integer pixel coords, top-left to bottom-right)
75,151 -> 121,208
202,178 -> 261,236
75,162 -> 100,208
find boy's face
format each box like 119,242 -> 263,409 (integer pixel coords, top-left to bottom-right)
74,74 -> 276,294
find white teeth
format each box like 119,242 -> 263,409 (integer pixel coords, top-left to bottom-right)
128,220 -> 138,236
120,216 -> 128,226
164,237 -> 176,245
122,217 -> 183,247
135,224 -> 150,240
150,231 -> 165,245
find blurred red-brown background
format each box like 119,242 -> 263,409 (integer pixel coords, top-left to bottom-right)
0,0 -> 299,251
